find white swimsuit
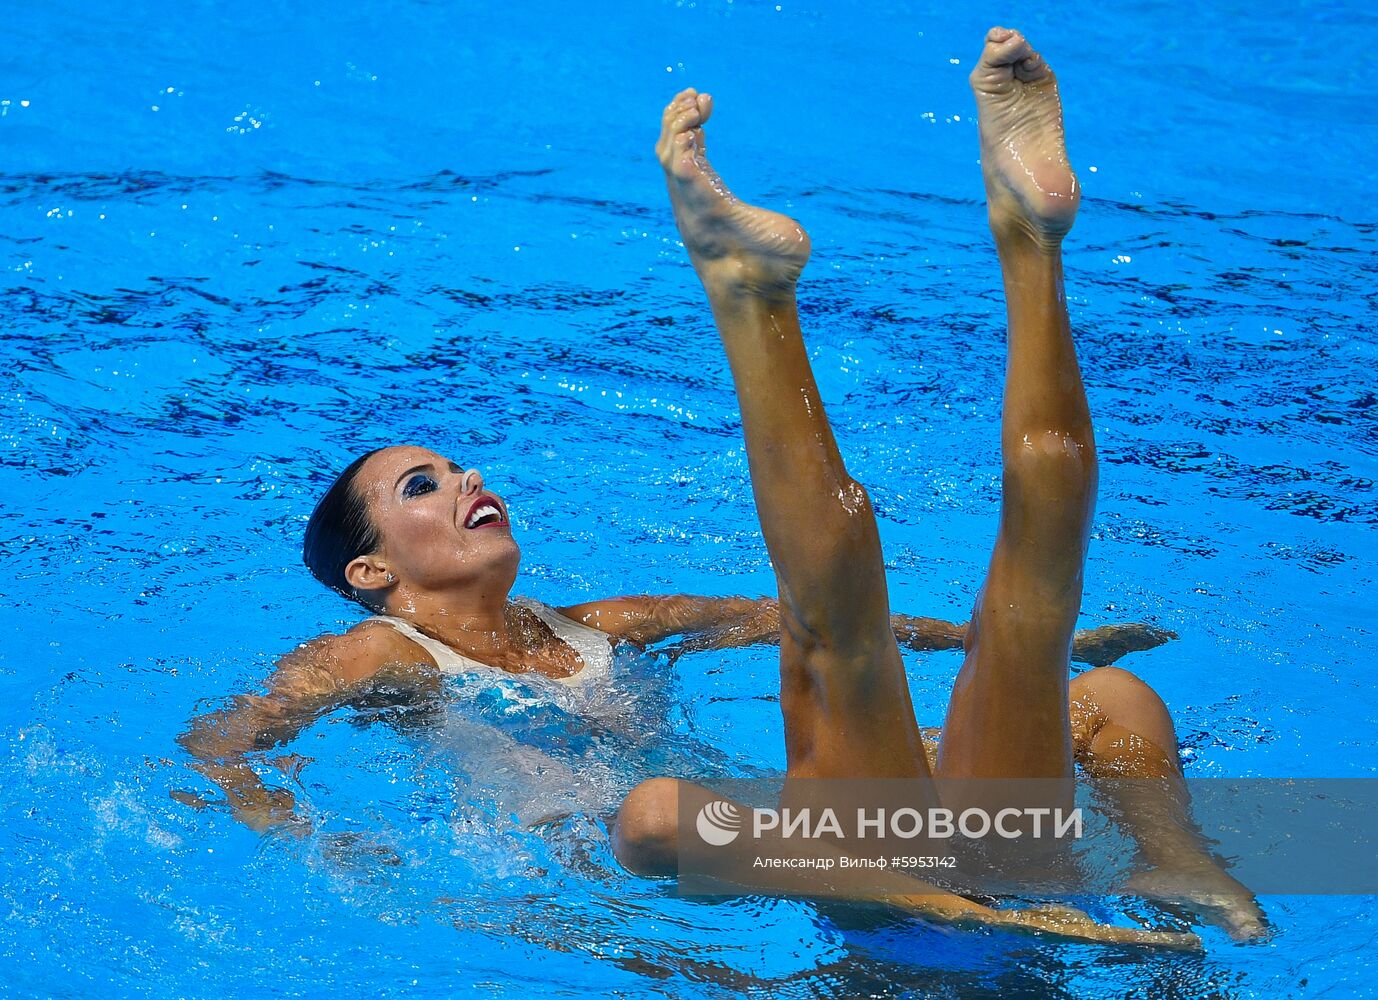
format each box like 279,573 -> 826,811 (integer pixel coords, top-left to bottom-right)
367,596 -> 614,687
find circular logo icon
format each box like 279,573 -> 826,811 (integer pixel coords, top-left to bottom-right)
696,800 -> 742,846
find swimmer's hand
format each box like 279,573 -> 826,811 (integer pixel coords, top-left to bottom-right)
171,786 -> 313,838
320,830 -> 405,867
989,902 -> 1201,951
233,787 -> 313,837
1071,623 -> 1177,668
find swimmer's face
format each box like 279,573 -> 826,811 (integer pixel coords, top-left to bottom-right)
348,445 -> 520,602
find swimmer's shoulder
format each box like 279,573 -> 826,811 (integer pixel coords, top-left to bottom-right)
282,619 -> 439,689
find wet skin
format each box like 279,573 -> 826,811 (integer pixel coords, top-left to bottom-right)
612,27 -> 1262,944
177,27 -> 1261,951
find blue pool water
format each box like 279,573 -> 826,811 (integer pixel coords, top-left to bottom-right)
3,1 -> 1376,996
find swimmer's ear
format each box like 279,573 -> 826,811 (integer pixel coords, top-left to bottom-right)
345,555 -> 394,593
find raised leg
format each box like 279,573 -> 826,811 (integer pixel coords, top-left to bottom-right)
936,28 -> 1092,792
657,89 -> 930,783
612,77 -> 1204,952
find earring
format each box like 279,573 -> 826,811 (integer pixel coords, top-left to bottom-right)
386,573 -> 396,583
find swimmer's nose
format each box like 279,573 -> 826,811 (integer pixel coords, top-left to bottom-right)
459,468 -> 484,495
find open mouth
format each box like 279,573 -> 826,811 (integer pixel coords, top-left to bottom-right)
463,494 -> 508,530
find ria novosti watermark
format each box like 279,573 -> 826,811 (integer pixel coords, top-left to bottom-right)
696,799 -> 1082,846
676,778 -> 1378,898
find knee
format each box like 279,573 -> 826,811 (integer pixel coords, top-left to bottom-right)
1075,665 -> 1157,705
1005,430 -> 1097,497
1072,665 -> 1176,750
1014,428 -> 1096,464
612,778 -> 681,876
839,478 -> 886,546
809,476 -> 880,560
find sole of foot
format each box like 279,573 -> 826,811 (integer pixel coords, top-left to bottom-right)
969,27 -> 1080,246
656,88 -> 811,298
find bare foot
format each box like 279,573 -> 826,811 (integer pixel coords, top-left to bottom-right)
656,88 -> 811,297
970,27 -> 1080,244
1127,864 -> 1268,941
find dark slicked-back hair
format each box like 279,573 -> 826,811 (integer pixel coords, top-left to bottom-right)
303,448 -> 387,610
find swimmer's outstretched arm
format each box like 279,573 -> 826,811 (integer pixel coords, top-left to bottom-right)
557,593 -> 768,646
175,624 -> 431,833
562,595 -> 968,651
562,594 -> 1175,665
891,617 -> 1180,667
896,618 -> 1176,667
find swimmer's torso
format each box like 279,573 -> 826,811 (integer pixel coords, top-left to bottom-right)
359,599 -> 685,826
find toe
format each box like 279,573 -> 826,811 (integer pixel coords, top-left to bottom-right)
660,89 -> 699,134
658,89 -> 705,159
695,91 -> 713,125
970,28 -> 1052,93
664,88 -> 698,116
1013,51 -> 1051,83
667,91 -> 706,133
663,100 -> 709,156
977,26 -> 1034,70
659,90 -> 711,137
669,105 -> 703,137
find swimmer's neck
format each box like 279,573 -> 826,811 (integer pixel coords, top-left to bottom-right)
380,582 -> 528,654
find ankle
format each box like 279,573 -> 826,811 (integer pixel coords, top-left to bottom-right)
698,259 -> 800,309
989,211 -> 1070,257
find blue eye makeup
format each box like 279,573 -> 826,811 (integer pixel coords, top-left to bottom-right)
403,474 -> 438,498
